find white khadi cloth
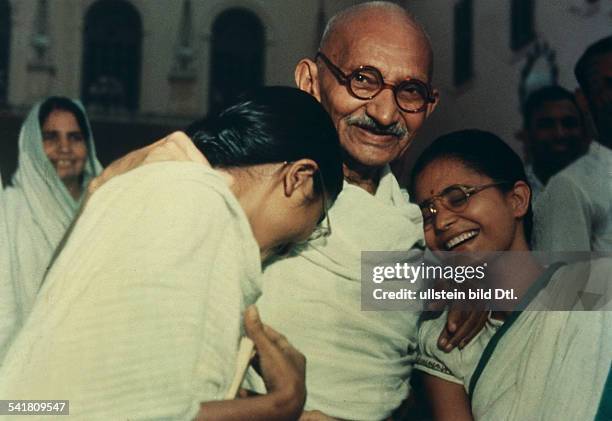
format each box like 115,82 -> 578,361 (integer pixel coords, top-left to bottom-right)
245,167 -> 425,421
524,164 -> 544,203
0,187 -> 17,365
0,162 -> 261,420
4,99 -> 102,324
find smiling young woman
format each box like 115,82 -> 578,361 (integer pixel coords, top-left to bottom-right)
408,130 -> 611,421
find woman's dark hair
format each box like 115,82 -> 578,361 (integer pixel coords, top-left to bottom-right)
38,96 -> 91,141
410,129 -> 533,244
185,86 -> 344,200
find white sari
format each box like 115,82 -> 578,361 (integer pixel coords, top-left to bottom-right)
469,260 -> 612,420
0,187 -> 17,364
416,260 -> 612,420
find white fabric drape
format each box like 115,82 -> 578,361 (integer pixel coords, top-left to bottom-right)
471,259 -> 612,420
0,187 -> 17,364
533,142 -> 612,252
0,162 -> 261,420
415,259 -> 612,420
246,167 -> 425,421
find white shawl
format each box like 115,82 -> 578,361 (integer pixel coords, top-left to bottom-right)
0,187 -> 17,364
470,260 -> 612,420
4,99 -> 102,321
246,167 -> 425,420
0,162 -> 261,420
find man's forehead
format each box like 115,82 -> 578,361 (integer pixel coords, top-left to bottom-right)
331,32 -> 432,82
323,7 -> 433,82
534,100 -> 581,117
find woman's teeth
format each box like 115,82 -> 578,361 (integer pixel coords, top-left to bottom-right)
445,230 -> 478,250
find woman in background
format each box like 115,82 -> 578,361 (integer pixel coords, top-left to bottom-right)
410,130 -> 611,420
2,96 -> 101,353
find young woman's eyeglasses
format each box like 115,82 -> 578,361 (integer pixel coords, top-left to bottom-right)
315,52 -> 436,114
309,170 -> 332,240
279,162 -> 331,241
418,182 -> 509,227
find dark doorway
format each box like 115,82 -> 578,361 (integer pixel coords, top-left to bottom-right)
209,8 -> 265,114
82,0 -> 142,111
0,0 -> 11,106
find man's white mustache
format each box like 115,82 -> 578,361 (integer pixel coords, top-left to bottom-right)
345,115 -> 408,138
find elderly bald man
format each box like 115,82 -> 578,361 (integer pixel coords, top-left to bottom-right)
298,2 -> 435,194
246,3 -> 486,420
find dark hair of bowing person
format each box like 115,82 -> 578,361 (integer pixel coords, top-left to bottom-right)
186,86 -> 344,201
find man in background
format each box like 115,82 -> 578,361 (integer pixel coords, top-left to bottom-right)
519,85 -> 589,201
534,35 -> 612,252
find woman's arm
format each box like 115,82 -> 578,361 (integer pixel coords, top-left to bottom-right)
423,373 -> 473,421
195,306 -> 306,421
196,391 -> 302,421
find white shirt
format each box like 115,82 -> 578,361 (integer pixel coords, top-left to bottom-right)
524,164 -> 544,202
533,142 -> 612,252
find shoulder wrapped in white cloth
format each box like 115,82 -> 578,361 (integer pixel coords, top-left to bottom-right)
246,167 -> 425,421
0,162 -> 261,420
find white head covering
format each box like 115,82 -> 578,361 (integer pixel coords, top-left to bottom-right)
4,98 -> 103,324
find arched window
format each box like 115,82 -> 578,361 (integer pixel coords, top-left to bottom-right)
453,0 -> 473,86
511,0 -> 535,51
0,0 -> 11,105
82,0 -> 142,111
209,8 -> 265,114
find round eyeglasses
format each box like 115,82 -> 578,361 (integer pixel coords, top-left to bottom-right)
418,182 -> 509,227
315,52 -> 436,113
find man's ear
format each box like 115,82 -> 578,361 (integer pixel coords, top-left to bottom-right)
425,89 -> 440,117
508,180 -> 531,219
575,87 -> 599,140
515,129 -> 528,144
515,129 -> 531,161
283,159 -> 318,198
575,87 -> 590,116
295,58 -> 321,102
